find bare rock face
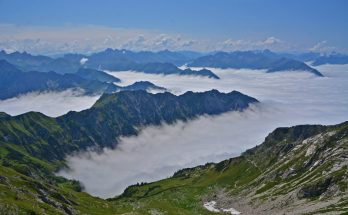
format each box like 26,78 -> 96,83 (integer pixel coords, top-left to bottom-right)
297,177 -> 332,199
203,123 -> 348,214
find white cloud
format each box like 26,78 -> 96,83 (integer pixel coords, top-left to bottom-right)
58,65 -> 348,198
80,57 -> 88,65
0,24 -> 200,54
0,24 -> 318,54
223,39 -> 244,46
259,36 -> 282,45
219,36 -> 288,51
309,40 -> 336,53
221,39 -> 248,50
120,34 -> 196,51
0,89 -> 100,117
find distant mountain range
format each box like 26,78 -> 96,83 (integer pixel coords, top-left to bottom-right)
280,52 -> 348,66
0,60 -> 166,100
116,62 -> 220,79
0,50 -> 52,71
66,50 -> 220,79
76,68 -> 121,83
3,48 -> 348,98
310,53 -> 348,66
188,50 -> 324,76
5,48 -> 348,79
122,81 -> 166,91
86,48 -> 198,66
0,49 -> 219,79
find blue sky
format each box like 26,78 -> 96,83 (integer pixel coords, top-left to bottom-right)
0,0 -> 347,54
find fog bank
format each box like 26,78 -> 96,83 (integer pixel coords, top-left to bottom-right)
58,65 -> 348,198
0,89 -> 100,117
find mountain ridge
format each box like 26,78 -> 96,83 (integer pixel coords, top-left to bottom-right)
0,49 -> 220,79
0,60 -> 167,100
0,60 -> 119,100
188,50 -> 324,76
75,68 -> 121,83
0,89 -> 258,214
0,89 -> 257,162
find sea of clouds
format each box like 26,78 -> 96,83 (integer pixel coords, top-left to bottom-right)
55,64 -> 348,198
0,64 -> 346,198
0,89 -> 100,117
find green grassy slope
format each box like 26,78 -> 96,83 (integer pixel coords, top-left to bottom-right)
0,90 -> 257,214
112,122 -> 348,214
0,120 -> 347,214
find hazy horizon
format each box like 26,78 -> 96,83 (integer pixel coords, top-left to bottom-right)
1,0 -> 347,55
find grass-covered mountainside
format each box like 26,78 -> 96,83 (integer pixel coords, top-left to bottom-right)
0,90 -> 257,214
114,121 -> 348,214
188,50 -> 324,76
0,109 -> 347,214
0,90 -> 257,161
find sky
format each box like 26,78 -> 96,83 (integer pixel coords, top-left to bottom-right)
0,0 -> 347,54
